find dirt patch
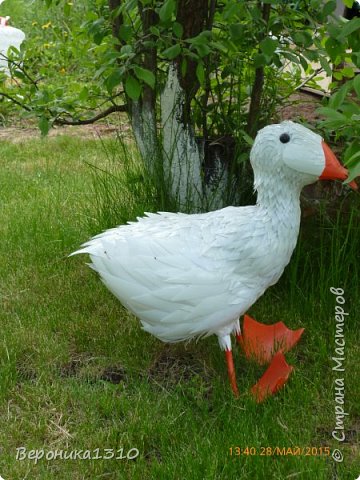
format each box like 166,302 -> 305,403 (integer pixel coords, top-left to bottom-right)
16,361 -> 37,382
0,122 -> 125,143
100,365 -> 127,384
0,91 -> 323,143
144,447 -> 163,464
147,344 -> 211,390
59,356 -> 86,378
59,355 -> 128,385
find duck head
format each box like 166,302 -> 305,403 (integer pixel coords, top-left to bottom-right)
250,121 -> 357,191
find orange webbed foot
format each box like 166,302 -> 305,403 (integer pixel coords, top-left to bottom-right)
251,352 -> 293,403
236,314 -> 304,365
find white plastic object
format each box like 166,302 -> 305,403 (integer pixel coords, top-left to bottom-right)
0,16 -> 25,74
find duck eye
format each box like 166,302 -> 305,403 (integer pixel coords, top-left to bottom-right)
280,133 -> 290,144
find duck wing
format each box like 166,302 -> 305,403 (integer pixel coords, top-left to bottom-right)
72,207 -> 271,342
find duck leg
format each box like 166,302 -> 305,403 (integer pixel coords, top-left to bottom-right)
219,334 -> 239,397
236,314 -> 304,365
225,348 -> 239,397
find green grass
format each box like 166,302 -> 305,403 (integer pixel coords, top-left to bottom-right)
0,134 -> 359,479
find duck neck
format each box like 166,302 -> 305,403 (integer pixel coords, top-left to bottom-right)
255,173 -> 302,229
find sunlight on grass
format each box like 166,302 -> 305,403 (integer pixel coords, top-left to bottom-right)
0,135 -> 359,479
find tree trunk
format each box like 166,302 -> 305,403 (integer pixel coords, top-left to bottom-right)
159,0 -> 234,211
246,3 -> 271,136
160,64 -> 204,211
110,0 -> 235,212
130,4 -> 159,177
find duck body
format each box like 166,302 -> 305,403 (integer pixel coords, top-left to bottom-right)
73,121 -> 352,399
79,199 -> 300,350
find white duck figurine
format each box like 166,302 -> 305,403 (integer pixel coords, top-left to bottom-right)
72,121 -> 354,401
0,15 -> 26,75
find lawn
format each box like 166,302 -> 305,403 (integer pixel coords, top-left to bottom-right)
0,133 -> 359,479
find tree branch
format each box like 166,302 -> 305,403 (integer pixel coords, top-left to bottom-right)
0,89 -> 127,125
0,53 -> 40,88
0,91 -> 32,111
54,103 -> 128,126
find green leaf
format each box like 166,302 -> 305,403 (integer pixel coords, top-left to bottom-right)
328,86 -> 348,110
196,63 -> 205,85
240,130 -> 254,146
325,37 -> 343,63
105,69 -> 122,93
338,18 -> 360,39
344,156 -> 360,183
260,37 -> 278,57
149,26 -> 160,36
162,44 -> 181,59
317,107 -> 348,128
341,66 -> 355,78
159,0 -> 176,22
352,52 -> 360,69
319,56 -> 332,76
326,22 -> 341,38
353,75 -> 360,98
322,0 -> 336,17
12,70 -> 26,81
333,71 -> 343,81
317,107 -> 346,119
120,45 -> 133,58
273,53 -> 282,68
173,22 -> 183,38
39,116 -> 50,136
344,149 -> 360,167
125,75 -> 141,100
229,23 -> 245,41
299,55 -> 308,71
194,44 -> 211,58
186,31 -> 212,46
343,0 -> 355,7
343,141 -> 360,164
292,31 -> 313,48
282,51 -> 300,64
236,152 -> 248,164
253,53 -> 267,68
79,87 -> 89,102
119,25 -> 132,42
134,66 -> 155,89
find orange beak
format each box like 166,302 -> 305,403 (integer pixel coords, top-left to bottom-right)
320,141 -> 358,190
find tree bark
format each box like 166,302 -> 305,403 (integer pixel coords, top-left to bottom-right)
108,0 -> 124,50
161,64 -> 204,210
108,0 -> 232,211
175,0 -> 209,123
246,3 -> 271,136
130,3 -> 159,176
